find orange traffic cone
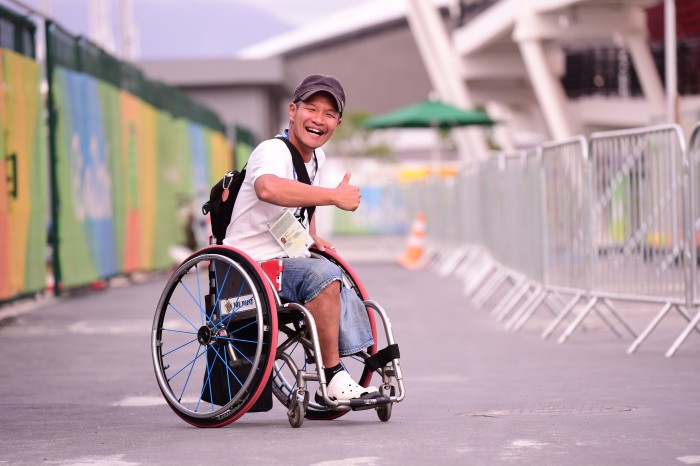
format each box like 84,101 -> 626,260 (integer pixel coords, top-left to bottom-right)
398,212 -> 426,269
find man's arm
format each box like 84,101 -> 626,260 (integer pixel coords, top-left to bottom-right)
255,171 -> 360,211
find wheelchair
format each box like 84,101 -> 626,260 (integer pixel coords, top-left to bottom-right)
151,243 -> 405,428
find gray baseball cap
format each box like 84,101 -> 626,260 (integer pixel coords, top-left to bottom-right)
293,74 -> 345,115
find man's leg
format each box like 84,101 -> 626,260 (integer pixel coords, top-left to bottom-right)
304,281 -> 342,367
280,258 -> 377,401
279,258 -> 343,368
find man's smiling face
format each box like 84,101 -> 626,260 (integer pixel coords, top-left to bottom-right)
288,92 -> 341,158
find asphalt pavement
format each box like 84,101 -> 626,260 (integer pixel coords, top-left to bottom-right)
1,238 -> 699,466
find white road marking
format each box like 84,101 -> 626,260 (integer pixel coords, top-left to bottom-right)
454,445 -> 473,453
410,374 -> 468,383
112,395 -> 201,407
312,457 -> 379,466
511,439 -> 549,449
499,439 -> 550,461
68,320 -> 152,335
46,455 -> 140,466
112,396 -> 166,407
678,456 -> 700,464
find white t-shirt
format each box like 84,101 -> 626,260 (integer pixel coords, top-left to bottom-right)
222,136 -> 325,261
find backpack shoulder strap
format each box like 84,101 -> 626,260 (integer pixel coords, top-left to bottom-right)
275,136 -> 312,184
275,136 -> 316,224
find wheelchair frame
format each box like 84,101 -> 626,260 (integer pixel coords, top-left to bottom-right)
151,244 -> 404,428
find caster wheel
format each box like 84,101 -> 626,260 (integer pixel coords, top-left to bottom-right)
288,401 -> 304,428
376,403 -> 392,422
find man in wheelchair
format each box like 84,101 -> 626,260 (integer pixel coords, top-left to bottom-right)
221,73 -> 381,404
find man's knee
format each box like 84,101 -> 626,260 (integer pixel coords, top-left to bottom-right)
314,279 -> 341,300
280,258 -> 342,304
310,260 -> 342,286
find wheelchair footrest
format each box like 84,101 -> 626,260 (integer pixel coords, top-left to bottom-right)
349,394 -> 392,411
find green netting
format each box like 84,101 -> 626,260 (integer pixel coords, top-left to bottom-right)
0,4 -> 36,58
45,21 -> 226,133
235,125 -> 257,147
234,125 -> 257,169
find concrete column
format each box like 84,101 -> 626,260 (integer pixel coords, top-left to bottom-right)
513,5 -> 578,140
405,0 -> 452,100
405,0 -> 489,160
665,0 -> 678,123
119,0 -> 138,60
624,32 -> 666,123
517,38 -> 576,140
89,0 -> 117,54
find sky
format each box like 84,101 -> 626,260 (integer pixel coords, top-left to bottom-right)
16,0 -> 361,59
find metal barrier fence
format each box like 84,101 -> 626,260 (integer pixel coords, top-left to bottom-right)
541,137 -> 591,293
444,148 -> 548,328
457,165 -> 483,246
589,125 -> 688,303
665,122 -> 700,356
413,123 -> 700,357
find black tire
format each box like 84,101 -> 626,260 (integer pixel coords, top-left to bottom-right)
376,403 -> 392,422
152,246 -> 278,427
272,248 -> 378,421
288,400 -> 304,428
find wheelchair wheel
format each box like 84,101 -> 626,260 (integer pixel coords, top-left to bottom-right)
377,385 -> 395,422
272,248 -> 378,421
376,402 -> 392,422
152,246 -> 278,428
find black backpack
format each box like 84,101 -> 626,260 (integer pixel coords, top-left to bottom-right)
201,167 -> 247,245
201,136 -> 314,244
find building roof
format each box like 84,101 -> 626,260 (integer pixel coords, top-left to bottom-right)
138,57 -> 284,87
237,0 -> 449,59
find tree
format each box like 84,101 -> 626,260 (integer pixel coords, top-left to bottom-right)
328,110 -> 392,161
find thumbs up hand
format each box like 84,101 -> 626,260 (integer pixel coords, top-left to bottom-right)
334,170 -> 361,211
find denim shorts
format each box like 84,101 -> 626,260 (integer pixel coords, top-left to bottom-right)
279,257 -> 342,303
280,257 -> 374,356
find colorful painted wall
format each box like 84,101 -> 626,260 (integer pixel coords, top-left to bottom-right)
50,66 -> 230,288
0,14 -> 245,303
0,49 -> 47,301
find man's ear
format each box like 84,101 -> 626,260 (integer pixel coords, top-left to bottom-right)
288,102 -> 297,120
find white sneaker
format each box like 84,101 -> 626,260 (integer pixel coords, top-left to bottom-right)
317,370 -> 379,403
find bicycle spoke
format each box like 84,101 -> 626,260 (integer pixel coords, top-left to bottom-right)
211,345 -> 245,388
179,275 -> 209,326
162,337 -> 197,357
176,345 -> 204,402
166,302 -> 199,331
212,261 -> 233,322
168,345 -> 206,384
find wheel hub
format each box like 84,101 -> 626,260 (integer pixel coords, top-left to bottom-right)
197,325 -> 213,345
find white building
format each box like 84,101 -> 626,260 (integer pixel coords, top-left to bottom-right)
139,0 -> 699,162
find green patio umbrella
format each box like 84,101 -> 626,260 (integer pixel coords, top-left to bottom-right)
361,99 -> 496,168
361,99 -> 496,130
